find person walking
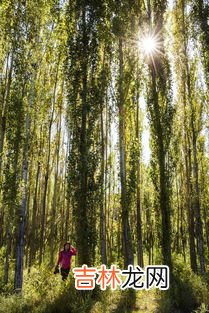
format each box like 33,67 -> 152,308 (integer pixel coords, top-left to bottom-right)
54,242 -> 77,281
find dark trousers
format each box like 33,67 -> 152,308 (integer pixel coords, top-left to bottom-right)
61,267 -> 70,281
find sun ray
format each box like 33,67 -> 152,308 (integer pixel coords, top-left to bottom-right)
138,31 -> 163,58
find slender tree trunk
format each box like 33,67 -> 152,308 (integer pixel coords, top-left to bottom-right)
100,102 -> 107,264
181,0 -> 204,273
185,141 -> 197,272
50,105 -> 62,265
194,0 -> 209,85
14,158 -> 28,292
191,131 -> 205,274
28,160 -> 40,271
136,84 -> 143,267
14,104 -> 30,292
4,230 -> 11,284
175,173 -> 180,253
76,9 -> 90,265
0,54 -> 14,256
200,160 -> 209,251
65,144 -> 70,242
150,65 -> 172,267
118,38 -> 134,267
0,53 -> 13,177
39,58 -> 60,265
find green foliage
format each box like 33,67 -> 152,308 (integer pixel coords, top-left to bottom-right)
192,303 -> 209,313
158,258 -> 209,313
0,266 -> 105,313
0,266 -> 69,313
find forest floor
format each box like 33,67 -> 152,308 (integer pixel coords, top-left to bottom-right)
0,273 -> 160,313
130,290 -> 158,313
90,288 -> 158,313
1,264 -> 208,313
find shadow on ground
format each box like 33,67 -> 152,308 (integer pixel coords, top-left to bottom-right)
45,282 -> 103,313
112,289 -> 136,313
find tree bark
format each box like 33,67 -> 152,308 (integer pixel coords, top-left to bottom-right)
39,57 -> 59,265
14,103 -> 30,292
150,65 -> 172,268
136,81 -> 143,267
100,101 -> 107,264
76,8 -> 90,266
118,38 -> 134,267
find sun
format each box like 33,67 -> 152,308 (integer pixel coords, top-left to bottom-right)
142,36 -> 157,55
138,32 -> 160,57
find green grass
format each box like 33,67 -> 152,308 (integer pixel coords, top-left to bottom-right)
0,260 -> 208,313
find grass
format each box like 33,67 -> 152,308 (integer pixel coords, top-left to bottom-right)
0,265 -> 158,313
0,259 -> 209,313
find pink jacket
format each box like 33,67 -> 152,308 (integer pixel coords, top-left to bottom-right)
57,247 -> 77,269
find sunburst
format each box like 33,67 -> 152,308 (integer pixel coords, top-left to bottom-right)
137,31 -> 163,71
139,32 -> 161,54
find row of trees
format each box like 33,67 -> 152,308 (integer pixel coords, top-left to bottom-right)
0,0 -> 208,292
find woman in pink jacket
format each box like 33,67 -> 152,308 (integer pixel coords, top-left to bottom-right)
54,242 -> 77,280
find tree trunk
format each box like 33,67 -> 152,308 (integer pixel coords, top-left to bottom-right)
39,57 -> 59,265
0,53 -> 13,177
136,83 -> 143,267
191,132 -> 205,274
14,105 -> 30,292
185,140 -> 197,272
76,9 -> 90,266
118,38 -> 134,267
4,230 -> 11,284
28,160 -> 40,270
150,66 -> 172,268
100,101 -> 107,264
50,105 -> 62,265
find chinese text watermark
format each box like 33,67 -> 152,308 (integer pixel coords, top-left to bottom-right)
72,264 -> 169,291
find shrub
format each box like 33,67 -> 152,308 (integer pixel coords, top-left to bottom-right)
158,258 -> 209,313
